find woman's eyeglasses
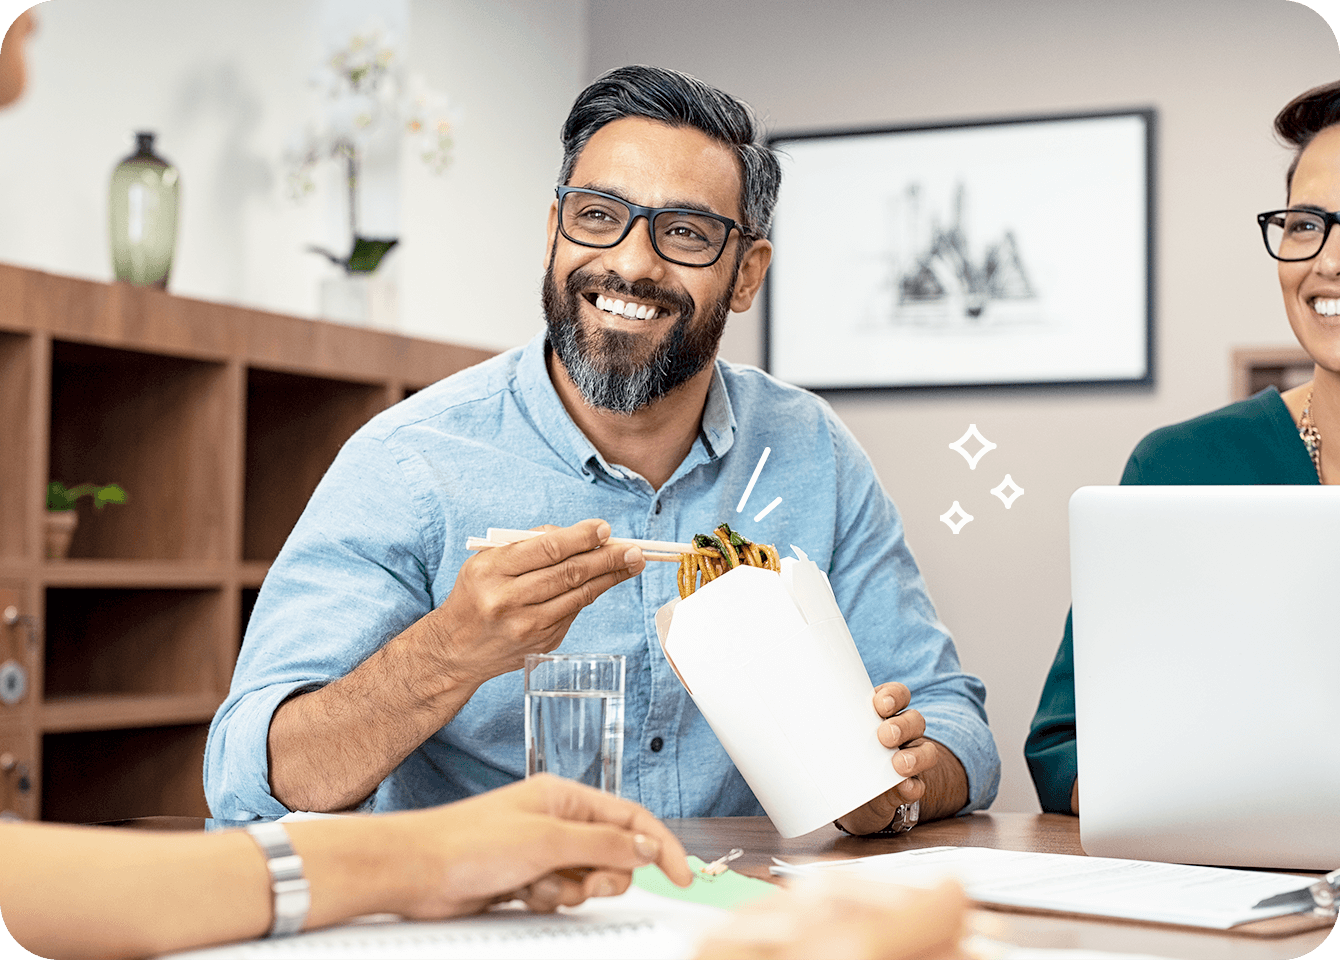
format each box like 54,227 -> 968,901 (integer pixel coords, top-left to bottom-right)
1257,208 -> 1340,261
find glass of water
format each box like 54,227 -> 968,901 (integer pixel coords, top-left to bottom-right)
524,653 -> 625,796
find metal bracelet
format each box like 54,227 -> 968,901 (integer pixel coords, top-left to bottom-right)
246,822 -> 311,937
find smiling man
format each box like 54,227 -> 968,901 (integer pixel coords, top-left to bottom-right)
206,66 -> 999,831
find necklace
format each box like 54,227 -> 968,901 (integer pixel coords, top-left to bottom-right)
1299,389 -> 1323,481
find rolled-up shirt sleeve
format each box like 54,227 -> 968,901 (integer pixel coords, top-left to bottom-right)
204,432 -> 442,820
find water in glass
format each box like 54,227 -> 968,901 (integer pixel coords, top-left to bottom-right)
525,688 -> 624,795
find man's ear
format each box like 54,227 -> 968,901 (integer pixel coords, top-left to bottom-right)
730,239 -> 773,312
542,200 -> 559,270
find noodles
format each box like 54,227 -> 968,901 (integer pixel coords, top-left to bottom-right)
676,522 -> 781,599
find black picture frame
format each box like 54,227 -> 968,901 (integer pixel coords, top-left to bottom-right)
763,109 -> 1156,391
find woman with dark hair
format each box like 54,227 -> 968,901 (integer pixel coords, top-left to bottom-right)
1026,80 -> 1340,815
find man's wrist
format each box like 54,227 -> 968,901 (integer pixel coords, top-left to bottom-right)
914,741 -> 970,820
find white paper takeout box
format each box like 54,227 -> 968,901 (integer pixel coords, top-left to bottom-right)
655,553 -> 903,838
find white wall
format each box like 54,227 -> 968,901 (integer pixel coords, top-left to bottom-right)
401,0 -> 589,348
0,0 -> 588,349
587,0 -> 1339,811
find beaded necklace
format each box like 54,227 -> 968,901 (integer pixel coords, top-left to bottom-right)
1300,389 -> 1323,482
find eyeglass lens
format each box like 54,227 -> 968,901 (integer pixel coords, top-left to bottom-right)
1263,210 -> 1330,260
560,190 -> 730,266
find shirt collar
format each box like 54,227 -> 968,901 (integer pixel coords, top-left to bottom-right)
698,361 -> 736,460
515,331 -> 737,484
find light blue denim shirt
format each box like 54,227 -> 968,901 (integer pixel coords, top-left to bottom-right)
205,332 -> 999,820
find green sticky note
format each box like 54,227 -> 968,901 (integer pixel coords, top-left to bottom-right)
633,855 -> 779,910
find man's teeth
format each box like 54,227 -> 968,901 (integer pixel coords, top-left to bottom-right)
1315,298 -> 1340,317
595,295 -> 660,320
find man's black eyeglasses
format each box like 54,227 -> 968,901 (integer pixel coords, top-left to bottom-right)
1257,208 -> 1340,261
556,186 -> 757,268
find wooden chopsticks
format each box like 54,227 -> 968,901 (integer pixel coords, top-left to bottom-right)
465,527 -> 694,562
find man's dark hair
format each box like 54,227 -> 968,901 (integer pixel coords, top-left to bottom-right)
559,65 -> 782,237
1274,79 -> 1340,195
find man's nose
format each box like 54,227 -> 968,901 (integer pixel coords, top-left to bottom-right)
600,216 -> 668,283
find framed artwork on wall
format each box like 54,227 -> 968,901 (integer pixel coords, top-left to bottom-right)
764,109 -> 1155,391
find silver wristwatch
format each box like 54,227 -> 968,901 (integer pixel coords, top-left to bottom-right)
246,822 -> 311,937
834,799 -> 920,836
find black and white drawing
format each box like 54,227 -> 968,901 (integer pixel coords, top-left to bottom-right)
765,110 -> 1154,390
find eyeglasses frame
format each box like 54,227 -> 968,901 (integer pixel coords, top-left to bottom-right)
1256,207 -> 1340,262
555,186 -> 758,268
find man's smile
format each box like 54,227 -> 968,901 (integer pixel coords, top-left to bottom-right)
591,293 -> 663,321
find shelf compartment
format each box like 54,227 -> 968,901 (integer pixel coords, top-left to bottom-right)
243,368 -> 388,561
0,332 -> 34,560
41,723 -> 210,821
48,340 -> 232,561
240,586 -> 260,644
43,587 -> 225,699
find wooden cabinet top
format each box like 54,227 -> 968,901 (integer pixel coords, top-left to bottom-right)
0,262 -> 496,387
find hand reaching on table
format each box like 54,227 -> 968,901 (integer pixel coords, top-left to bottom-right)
0,776 -> 692,960
384,774 -> 694,917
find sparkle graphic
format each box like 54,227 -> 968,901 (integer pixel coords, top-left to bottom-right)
991,474 -> 1025,509
939,501 -> 974,534
737,447 -> 771,514
948,423 -> 997,470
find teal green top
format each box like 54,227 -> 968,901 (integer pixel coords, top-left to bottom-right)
1024,387 -> 1319,813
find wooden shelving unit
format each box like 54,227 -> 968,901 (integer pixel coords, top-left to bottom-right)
0,263 -> 493,822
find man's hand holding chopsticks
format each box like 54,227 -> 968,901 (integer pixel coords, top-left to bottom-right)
265,519 -> 643,813
428,519 -> 645,683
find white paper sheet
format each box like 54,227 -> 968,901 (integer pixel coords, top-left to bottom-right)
771,846 -> 1327,930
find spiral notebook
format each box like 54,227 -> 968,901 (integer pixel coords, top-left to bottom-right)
157,884 -> 726,960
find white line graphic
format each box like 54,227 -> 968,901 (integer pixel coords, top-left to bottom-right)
737,446 -> 771,513
754,497 -> 783,522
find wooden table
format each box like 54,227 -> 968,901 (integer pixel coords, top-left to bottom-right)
113,811 -> 1334,959
664,813 -> 1335,960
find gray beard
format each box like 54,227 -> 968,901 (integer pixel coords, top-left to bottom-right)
542,256 -> 733,415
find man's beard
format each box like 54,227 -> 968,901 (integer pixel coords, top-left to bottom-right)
542,255 -> 734,415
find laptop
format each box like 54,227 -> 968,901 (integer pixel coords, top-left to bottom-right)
1069,485 -> 1340,870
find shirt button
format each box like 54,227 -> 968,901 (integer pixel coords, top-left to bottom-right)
650,737 -> 664,752
654,501 -> 662,514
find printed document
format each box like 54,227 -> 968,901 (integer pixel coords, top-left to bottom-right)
771,846 -> 1327,929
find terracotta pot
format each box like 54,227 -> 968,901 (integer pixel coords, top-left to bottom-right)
45,510 -> 78,560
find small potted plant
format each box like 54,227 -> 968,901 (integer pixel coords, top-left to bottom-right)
45,482 -> 127,560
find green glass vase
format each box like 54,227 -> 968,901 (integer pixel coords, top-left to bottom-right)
108,132 -> 180,289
